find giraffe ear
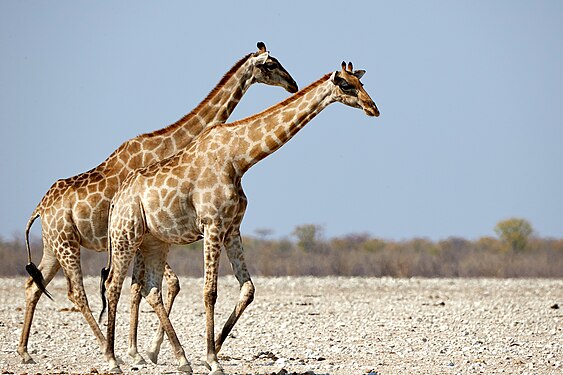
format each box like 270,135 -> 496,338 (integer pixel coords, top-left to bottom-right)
353,70 -> 366,79
330,71 -> 338,83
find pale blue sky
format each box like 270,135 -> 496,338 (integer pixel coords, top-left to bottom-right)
1,1 -> 562,241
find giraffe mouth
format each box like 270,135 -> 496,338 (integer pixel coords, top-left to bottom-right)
364,107 -> 380,117
364,101 -> 380,117
286,80 -> 298,93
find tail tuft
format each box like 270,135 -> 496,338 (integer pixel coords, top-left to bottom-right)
25,262 -> 53,300
98,267 -> 110,323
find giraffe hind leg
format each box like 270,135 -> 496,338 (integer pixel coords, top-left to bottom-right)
17,249 -> 61,364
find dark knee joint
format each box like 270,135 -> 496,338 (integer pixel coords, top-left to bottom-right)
204,289 -> 218,307
24,278 -> 43,300
166,273 -> 180,294
145,287 -> 163,307
242,281 -> 255,305
131,282 -> 142,292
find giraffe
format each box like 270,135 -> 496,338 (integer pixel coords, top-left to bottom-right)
18,42 -> 298,366
100,62 -> 379,374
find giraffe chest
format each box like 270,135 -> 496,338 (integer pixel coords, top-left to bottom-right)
192,181 -> 247,227
141,188 -> 200,245
140,184 -> 246,247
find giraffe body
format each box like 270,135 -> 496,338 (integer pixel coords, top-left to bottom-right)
18,42 -> 297,366
102,62 -> 379,374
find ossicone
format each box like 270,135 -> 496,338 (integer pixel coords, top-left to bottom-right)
340,60 -> 366,79
257,41 -> 267,53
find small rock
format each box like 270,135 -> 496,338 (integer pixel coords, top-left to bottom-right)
550,303 -> 559,309
256,351 -> 279,361
274,357 -> 287,368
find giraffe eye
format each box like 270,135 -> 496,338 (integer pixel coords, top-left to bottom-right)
263,62 -> 276,70
340,81 -> 354,91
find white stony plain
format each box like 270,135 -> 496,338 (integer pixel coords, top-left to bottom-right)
1,276 -> 561,374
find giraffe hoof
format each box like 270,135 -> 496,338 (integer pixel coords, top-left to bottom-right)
178,363 -> 193,373
128,349 -> 147,365
206,361 -> 225,375
18,348 -> 36,364
133,356 -> 147,366
146,350 -> 158,364
199,357 -> 211,370
21,357 -> 36,364
108,366 -> 122,374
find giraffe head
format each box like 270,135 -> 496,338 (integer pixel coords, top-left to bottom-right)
251,42 -> 299,93
330,61 -> 380,117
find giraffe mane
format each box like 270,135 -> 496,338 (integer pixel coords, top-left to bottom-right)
141,52 -> 254,138
225,72 -> 333,127
99,52 -> 254,166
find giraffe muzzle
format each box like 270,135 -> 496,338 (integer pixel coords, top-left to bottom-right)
286,79 -> 298,93
364,101 -> 380,117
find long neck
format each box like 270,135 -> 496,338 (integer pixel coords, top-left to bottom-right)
231,73 -> 334,173
166,53 -> 256,142
100,54 -> 255,175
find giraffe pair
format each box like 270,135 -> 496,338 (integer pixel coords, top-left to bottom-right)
19,42 -> 298,366
100,61 -> 379,374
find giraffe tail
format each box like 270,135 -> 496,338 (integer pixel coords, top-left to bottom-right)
24,211 -> 53,300
98,266 -> 110,323
98,204 -> 114,323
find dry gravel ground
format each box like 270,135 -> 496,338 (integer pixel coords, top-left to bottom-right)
1,276 -> 561,375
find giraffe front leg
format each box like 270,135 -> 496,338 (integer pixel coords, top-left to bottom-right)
146,262 -> 181,364
128,252 -> 147,366
215,234 -> 254,354
203,227 -> 225,375
141,245 -> 192,373
17,249 -> 61,364
104,245 -> 137,373
145,288 -> 192,373
105,273 -> 124,373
